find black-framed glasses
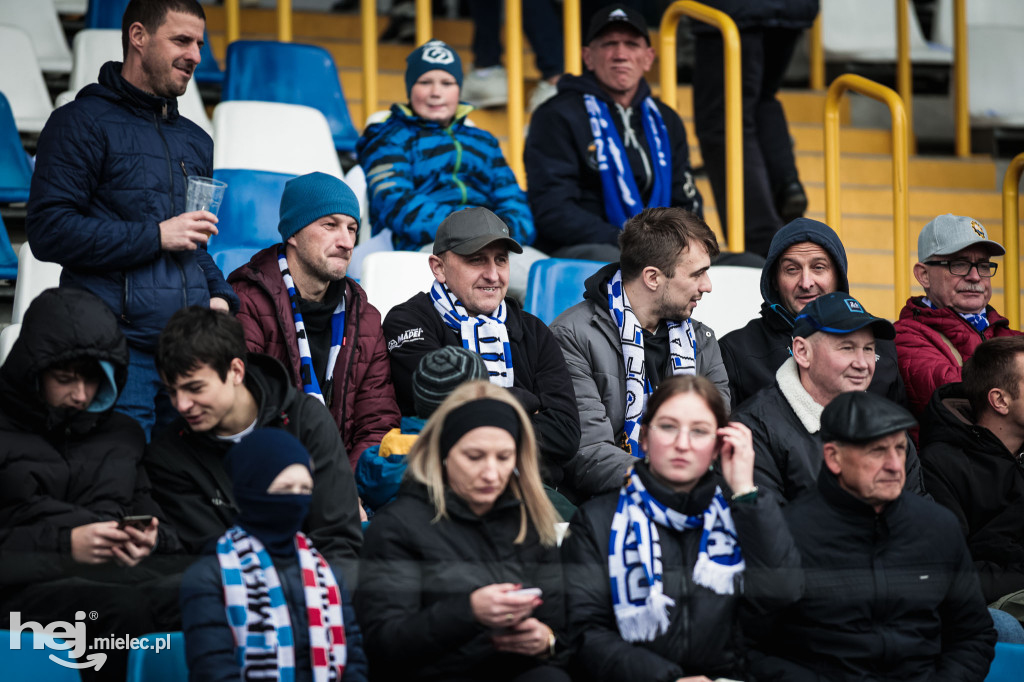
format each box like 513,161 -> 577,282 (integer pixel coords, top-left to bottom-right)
923,260 -> 998,277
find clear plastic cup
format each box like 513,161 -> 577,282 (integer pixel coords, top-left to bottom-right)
186,176 -> 227,216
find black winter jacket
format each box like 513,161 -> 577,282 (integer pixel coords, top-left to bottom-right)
144,354 -> 362,580
383,292 -> 581,485
733,368 -> 925,504
720,217 -> 904,410
27,61 -> 237,352
750,469 -> 995,682
356,482 -> 567,682
0,288 -> 182,591
692,0 -> 818,32
181,551 -> 369,682
524,72 -> 701,252
560,463 -> 801,682
920,382 -> 1024,603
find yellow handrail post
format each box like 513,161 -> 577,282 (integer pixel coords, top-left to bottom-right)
506,0 -> 525,186
953,0 -> 970,158
564,0 -> 582,75
361,0 -> 378,123
895,0 -> 916,154
809,13 -> 824,91
416,0 -> 431,48
660,1 -> 743,253
277,0 -> 292,42
824,74 -> 911,314
226,0 -> 240,45
1001,153 -> 1024,329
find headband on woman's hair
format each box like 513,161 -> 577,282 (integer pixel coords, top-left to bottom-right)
439,399 -> 521,457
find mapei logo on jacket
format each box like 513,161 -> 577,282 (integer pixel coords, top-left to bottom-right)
388,328 -> 424,352
421,41 -> 456,65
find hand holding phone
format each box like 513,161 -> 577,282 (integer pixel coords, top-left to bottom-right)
118,515 -> 154,531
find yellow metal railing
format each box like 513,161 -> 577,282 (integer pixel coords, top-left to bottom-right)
1001,153 -> 1024,329
564,0 -> 581,75
225,0 -> 239,43
416,0 -> 430,49
895,0 -> 915,153
808,14 -> 824,90
506,0 -> 525,182
361,0 -> 377,120
824,74 -> 910,313
659,1 -> 743,253
952,0 -> 969,157
223,0 -> 291,43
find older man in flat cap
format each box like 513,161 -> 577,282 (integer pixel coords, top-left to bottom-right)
749,391 -> 996,681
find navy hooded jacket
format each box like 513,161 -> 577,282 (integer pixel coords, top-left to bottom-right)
719,218 -> 904,409
27,61 -> 237,352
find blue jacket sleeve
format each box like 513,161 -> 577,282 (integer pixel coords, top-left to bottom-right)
180,557 -> 242,682
195,248 -> 239,310
27,105 -> 163,270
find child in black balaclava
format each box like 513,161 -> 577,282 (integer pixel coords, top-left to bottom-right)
180,429 -> 368,682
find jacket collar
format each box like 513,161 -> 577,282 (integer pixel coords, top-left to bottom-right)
817,464 -> 905,520
776,357 -> 823,434
93,60 -> 181,120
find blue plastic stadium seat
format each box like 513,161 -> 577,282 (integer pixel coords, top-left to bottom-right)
0,93 -> 33,204
523,257 -> 606,326
195,32 -> 224,86
0,214 -> 19,281
986,642 -> 1024,682
0,629 -> 82,681
207,168 -> 295,276
223,41 -> 359,153
85,0 -> 129,29
125,632 -> 187,682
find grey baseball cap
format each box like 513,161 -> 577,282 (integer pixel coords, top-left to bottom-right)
918,214 -> 1005,261
433,207 -> 523,256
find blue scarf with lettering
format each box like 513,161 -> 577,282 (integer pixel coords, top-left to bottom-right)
584,93 -> 672,228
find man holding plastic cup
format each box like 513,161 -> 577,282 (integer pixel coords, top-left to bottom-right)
26,0 -> 238,439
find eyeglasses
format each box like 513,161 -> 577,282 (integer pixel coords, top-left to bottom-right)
648,422 -> 716,446
923,260 -> 998,277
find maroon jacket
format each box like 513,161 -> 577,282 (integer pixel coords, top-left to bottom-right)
894,296 -> 1021,416
229,246 -> 400,468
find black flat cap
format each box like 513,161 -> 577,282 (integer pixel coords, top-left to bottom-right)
820,391 -> 917,444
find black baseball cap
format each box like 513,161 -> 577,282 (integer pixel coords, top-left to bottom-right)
791,292 -> 895,340
585,4 -> 651,45
820,391 -> 917,444
433,207 -> 523,256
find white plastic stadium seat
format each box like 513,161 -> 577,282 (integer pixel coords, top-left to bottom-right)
0,0 -> 73,73
12,243 -> 62,324
212,101 -> 343,179
0,323 -> 20,366
821,0 -> 951,65
359,251 -> 434,320
0,26 -> 54,133
693,265 -> 763,338
53,0 -> 87,13
62,29 -> 212,137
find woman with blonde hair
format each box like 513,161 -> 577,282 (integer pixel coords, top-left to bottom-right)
356,381 -> 569,682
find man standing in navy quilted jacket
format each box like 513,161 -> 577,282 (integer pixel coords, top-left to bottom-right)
26,0 -> 237,439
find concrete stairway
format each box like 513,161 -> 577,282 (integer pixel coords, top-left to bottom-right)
203,7 -> 1019,321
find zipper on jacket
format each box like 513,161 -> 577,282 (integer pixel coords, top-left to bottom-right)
446,125 -> 468,204
121,270 -> 131,324
154,114 -> 176,207
180,160 -> 188,181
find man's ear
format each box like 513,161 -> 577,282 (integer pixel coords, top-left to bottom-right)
988,387 -> 1011,416
428,254 -> 446,283
640,265 -> 661,292
127,21 -> 148,56
640,45 -> 656,72
913,262 -> 930,290
582,46 -> 594,71
228,357 -> 246,386
791,336 -> 812,370
823,442 -> 842,476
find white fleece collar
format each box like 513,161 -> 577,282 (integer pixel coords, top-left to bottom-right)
776,358 -> 824,434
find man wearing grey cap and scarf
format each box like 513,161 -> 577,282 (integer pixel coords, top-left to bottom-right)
896,213 -> 1022,417
749,390 -> 996,681
383,207 -> 581,488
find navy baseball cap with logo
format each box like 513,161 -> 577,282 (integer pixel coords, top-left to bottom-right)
585,4 -> 651,45
791,292 -> 895,340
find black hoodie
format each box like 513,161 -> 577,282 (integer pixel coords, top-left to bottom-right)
919,382 -> 1024,602
719,217 -> 904,409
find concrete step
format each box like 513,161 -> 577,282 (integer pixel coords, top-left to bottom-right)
795,152 -> 997,191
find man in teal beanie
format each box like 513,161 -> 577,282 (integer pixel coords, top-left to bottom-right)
228,172 -> 401,471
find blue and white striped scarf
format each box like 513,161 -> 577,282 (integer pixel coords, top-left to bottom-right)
430,279 -> 514,387
607,269 -> 695,457
584,93 -> 672,228
608,467 -> 744,642
922,296 -> 990,333
278,246 -> 346,404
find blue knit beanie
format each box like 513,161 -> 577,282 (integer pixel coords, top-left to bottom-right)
278,172 -> 360,242
405,40 -> 463,99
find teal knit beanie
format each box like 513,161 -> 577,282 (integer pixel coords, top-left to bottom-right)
278,172 -> 360,242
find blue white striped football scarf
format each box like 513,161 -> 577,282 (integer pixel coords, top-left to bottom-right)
584,93 -> 672,228
607,269 -> 695,457
278,246 -> 346,404
430,279 -> 514,387
216,527 -> 347,682
609,467 -> 744,642
922,296 -> 990,333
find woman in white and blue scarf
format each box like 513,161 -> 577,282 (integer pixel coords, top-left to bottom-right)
561,375 -> 802,681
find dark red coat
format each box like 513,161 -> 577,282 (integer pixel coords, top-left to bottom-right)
229,246 -> 400,468
894,296 -> 1021,416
